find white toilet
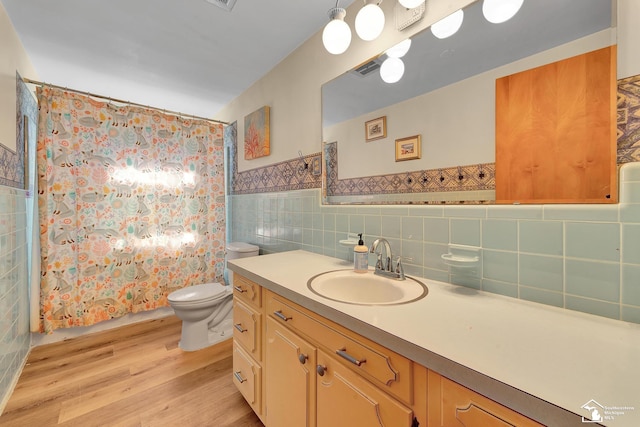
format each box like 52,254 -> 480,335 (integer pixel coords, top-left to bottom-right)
168,242 -> 259,351
168,282 -> 233,351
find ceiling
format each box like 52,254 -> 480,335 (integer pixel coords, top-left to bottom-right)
2,0 -> 355,119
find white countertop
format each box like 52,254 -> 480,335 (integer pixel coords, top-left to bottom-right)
229,250 -> 640,427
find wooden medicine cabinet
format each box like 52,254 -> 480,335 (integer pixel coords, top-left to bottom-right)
495,45 -> 617,204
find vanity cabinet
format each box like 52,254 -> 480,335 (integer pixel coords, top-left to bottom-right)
232,275 -> 265,422
495,45 -> 617,204
232,274 -> 540,426
427,371 -> 542,427
265,289 -> 417,426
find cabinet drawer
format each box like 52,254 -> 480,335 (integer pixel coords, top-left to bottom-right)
233,274 -> 262,309
266,291 -> 413,405
233,342 -> 262,416
233,299 -> 262,362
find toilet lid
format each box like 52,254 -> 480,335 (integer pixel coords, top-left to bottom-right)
227,242 -> 259,253
168,282 -> 227,303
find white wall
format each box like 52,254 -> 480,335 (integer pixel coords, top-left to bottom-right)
325,30 -> 614,179
215,0 -> 475,172
0,1 -> 37,151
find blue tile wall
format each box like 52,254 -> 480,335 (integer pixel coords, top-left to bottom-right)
0,75 -> 37,410
0,187 -> 29,409
230,162 -> 640,324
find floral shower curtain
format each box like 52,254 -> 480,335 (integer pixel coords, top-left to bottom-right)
36,87 -> 225,333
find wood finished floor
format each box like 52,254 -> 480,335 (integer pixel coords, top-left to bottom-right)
1,316 -> 264,427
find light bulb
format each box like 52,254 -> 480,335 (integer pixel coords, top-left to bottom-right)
386,39 -> 411,58
355,2 -> 385,41
431,9 -> 464,39
398,0 -> 424,8
482,0 -> 524,24
322,8 -> 352,55
380,57 -> 405,83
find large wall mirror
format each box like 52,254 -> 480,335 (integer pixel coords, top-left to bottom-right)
322,0 -> 614,205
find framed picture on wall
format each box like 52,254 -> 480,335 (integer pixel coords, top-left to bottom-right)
395,135 -> 421,161
365,116 -> 387,142
244,106 -> 270,160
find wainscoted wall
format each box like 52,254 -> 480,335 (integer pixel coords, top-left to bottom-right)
0,76 -> 34,411
229,77 -> 640,324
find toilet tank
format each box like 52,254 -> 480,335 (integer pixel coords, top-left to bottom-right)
226,242 -> 259,286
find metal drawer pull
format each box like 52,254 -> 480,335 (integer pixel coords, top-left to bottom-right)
234,371 -> 246,383
274,310 -> 292,321
233,285 -> 246,293
234,323 -> 247,333
316,365 -> 327,376
336,348 -> 366,366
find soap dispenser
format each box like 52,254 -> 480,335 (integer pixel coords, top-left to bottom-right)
353,233 -> 369,273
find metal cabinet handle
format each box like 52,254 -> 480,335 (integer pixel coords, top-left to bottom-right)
298,353 -> 308,364
316,365 -> 327,376
234,323 -> 247,333
336,348 -> 366,366
233,285 -> 246,293
234,371 -> 246,383
273,310 -> 292,321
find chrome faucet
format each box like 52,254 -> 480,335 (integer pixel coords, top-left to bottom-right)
369,238 -> 405,280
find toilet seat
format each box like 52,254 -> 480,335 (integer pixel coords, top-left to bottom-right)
168,282 -> 228,306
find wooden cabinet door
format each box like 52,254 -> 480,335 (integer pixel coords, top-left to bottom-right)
495,46 -> 617,204
266,317 -> 317,427
427,371 -> 542,427
316,349 -> 414,427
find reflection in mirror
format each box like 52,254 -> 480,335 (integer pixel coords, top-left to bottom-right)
322,0 -> 614,205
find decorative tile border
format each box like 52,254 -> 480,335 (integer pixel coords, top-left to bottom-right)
617,74 -> 640,164
0,74 -> 37,189
0,142 -> 19,188
324,141 -> 494,197
229,121 -> 322,194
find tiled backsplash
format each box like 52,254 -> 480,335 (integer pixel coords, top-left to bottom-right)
230,162 -> 640,324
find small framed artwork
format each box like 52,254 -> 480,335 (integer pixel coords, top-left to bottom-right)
244,106 -> 270,160
395,135 -> 421,161
365,116 -> 387,142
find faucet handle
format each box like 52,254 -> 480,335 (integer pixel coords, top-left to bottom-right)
375,253 -> 384,270
394,256 -> 405,280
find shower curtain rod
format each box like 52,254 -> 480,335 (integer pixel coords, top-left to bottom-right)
22,77 -> 228,125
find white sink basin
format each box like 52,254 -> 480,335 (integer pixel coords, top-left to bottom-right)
307,270 -> 428,306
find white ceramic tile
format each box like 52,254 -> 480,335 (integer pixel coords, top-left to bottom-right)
487,205 -> 543,219
543,205 -> 619,222
482,219 -> 517,251
620,182 -> 640,204
565,222 -> 620,262
620,162 -> 640,183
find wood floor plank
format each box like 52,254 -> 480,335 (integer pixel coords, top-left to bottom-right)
57,343 -> 226,422
1,316 -> 263,427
